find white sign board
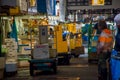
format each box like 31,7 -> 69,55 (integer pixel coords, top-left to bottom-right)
39,26 -> 48,44
33,44 -> 49,59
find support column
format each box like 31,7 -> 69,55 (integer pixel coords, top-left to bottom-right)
0,16 -> 2,57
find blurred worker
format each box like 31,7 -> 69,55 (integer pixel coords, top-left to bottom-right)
97,20 -> 114,80
114,13 -> 120,53
93,16 -> 105,36
110,13 -> 120,80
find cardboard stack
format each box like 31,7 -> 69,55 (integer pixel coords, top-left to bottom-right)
0,0 -> 28,15
0,57 -> 5,79
5,38 -> 18,72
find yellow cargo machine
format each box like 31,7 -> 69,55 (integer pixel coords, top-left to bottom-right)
53,24 -> 70,65
52,22 -> 84,65
65,23 -> 84,57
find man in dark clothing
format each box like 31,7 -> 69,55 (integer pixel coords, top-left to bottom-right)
114,13 -> 120,53
110,13 -> 120,80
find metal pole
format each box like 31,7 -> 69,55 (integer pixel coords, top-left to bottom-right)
0,16 -> 2,57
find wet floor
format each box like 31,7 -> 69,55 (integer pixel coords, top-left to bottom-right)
4,58 -> 98,80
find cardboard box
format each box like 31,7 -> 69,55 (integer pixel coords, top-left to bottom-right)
18,61 -> 29,67
0,0 -> 18,7
0,57 -> 5,69
5,63 -> 17,72
21,46 -> 31,54
49,49 -> 56,58
10,7 -> 19,15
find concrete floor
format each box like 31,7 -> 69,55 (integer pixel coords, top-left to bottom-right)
4,57 -> 98,80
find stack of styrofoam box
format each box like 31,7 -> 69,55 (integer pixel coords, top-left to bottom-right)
5,38 -> 18,72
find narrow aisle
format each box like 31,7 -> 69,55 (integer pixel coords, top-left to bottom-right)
5,57 -> 98,80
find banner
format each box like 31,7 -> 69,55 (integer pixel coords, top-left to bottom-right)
37,0 -> 47,13
47,0 -> 56,16
92,0 -> 104,6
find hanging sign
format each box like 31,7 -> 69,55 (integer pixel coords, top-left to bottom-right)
92,0 -> 104,6
39,26 -> 48,44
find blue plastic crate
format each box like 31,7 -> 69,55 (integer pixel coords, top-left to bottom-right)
82,36 -> 88,41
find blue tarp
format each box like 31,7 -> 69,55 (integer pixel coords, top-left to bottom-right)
37,0 -> 47,13
110,50 -> 120,80
10,20 -> 18,42
47,0 -> 56,16
37,0 -> 56,15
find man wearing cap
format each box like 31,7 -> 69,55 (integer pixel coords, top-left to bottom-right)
93,16 -> 105,36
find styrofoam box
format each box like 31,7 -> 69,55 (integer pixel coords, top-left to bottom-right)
8,50 -> 17,53
6,59 -> 17,63
5,63 -> 17,72
6,43 -> 12,47
33,44 -> 49,59
6,53 -> 17,59
7,53 -> 17,57
7,51 -> 17,55
5,39 -> 12,43
2,45 -> 6,48
5,38 -> 15,42
19,0 -> 28,11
